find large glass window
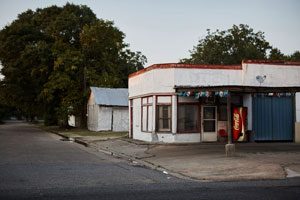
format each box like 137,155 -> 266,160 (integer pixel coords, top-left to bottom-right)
156,96 -> 172,132
157,105 -> 171,131
178,104 -> 199,132
141,97 -> 153,132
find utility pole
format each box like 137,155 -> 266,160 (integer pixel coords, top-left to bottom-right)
81,54 -> 87,128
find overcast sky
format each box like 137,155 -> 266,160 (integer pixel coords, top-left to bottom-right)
0,0 -> 300,68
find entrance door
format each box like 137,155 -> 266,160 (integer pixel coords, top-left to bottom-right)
202,106 -> 217,142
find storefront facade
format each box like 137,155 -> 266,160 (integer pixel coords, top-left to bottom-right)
128,61 -> 300,143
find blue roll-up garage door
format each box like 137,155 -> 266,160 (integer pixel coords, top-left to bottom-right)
253,96 -> 294,141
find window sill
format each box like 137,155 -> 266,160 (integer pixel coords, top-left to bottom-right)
156,131 -> 172,133
177,132 -> 200,134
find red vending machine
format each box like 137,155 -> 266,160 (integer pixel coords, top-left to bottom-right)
232,107 -> 247,142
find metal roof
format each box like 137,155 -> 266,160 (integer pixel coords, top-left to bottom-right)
90,87 -> 128,106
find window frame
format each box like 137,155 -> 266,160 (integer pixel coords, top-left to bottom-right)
202,106 -> 217,133
141,96 -> 153,133
177,102 -> 200,133
156,95 -> 172,132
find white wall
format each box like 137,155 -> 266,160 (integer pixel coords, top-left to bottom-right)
132,98 -> 148,140
242,64 -> 300,87
112,107 -> 129,132
98,107 -> 112,131
129,67 -> 242,98
87,93 -> 100,131
157,133 -> 200,143
129,64 -> 300,99
89,105 -> 129,132
243,94 -> 252,130
88,91 -> 129,132
174,68 -> 242,87
129,68 -> 175,97
87,105 -> 98,131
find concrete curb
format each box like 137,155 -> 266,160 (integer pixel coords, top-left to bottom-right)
42,126 -> 300,182
41,128 -> 87,146
46,129 -> 69,139
120,137 -> 226,147
87,140 -> 298,182
43,128 -> 197,181
74,138 -> 89,147
87,142 -> 199,182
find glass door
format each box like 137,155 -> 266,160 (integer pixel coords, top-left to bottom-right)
202,106 -> 217,142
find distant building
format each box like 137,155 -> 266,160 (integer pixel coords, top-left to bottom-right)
128,60 -> 300,143
68,115 -> 80,127
87,87 -> 129,132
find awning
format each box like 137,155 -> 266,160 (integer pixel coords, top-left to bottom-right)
174,85 -> 300,93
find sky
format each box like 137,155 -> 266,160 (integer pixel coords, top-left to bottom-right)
0,0 -> 300,71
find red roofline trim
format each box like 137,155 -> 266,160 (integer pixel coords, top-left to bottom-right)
243,60 -> 300,65
129,63 -> 242,78
129,60 -> 300,79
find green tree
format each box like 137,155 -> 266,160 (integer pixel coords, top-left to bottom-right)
181,24 -> 272,64
0,3 -> 146,127
288,51 -> 300,61
0,9 -> 47,121
80,20 -> 146,88
268,48 -> 287,60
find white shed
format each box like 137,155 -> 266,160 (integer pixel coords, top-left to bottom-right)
87,87 -> 129,132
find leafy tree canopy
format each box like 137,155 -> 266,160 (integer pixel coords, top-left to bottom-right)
0,3 -> 146,126
181,24 -> 299,64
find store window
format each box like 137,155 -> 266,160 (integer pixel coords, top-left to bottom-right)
178,104 -> 199,132
141,97 -> 153,132
218,105 -> 227,121
156,96 -> 172,132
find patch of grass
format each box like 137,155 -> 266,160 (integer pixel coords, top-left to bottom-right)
38,124 -> 128,139
59,129 -> 128,138
38,125 -> 60,132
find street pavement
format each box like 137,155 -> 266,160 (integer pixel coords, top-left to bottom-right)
1,121 -> 300,199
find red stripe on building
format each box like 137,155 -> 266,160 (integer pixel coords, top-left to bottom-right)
129,63 -> 242,78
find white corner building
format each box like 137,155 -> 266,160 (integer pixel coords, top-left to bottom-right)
128,60 -> 300,143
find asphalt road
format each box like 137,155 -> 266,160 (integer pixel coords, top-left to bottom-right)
0,121 -> 300,200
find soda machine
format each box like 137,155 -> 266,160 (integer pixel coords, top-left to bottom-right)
232,107 -> 247,142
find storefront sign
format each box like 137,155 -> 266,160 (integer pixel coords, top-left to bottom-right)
177,90 -> 229,99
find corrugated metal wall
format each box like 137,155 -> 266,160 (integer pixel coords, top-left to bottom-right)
112,107 -> 129,132
87,105 -> 99,131
253,96 -> 294,141
98,107 -> 113,131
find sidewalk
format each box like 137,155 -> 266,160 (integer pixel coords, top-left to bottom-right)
144,143 -> 300,181
73,135 -> 300,182
46,124 -> 300,182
